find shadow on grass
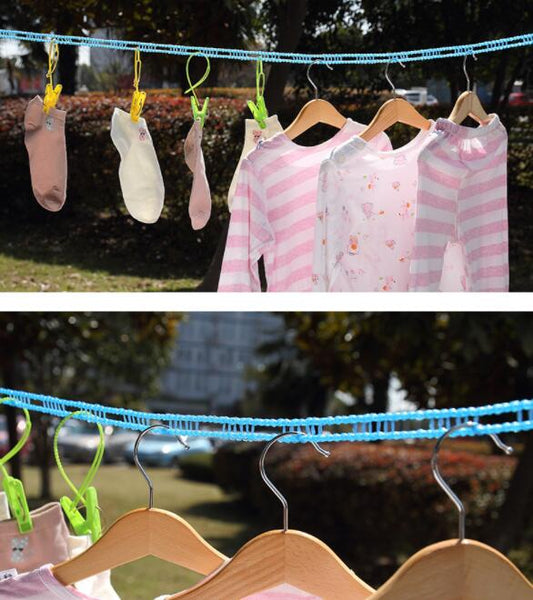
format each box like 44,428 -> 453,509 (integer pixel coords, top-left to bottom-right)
184,497 -> 263,556
0,201 -> 226,291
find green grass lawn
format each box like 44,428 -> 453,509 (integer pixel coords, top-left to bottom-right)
23,465 -> 261,599
0,212 -> 222,292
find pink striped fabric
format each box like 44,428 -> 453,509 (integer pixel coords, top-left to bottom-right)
408,114 -> 509,292
218,120 -> 392,292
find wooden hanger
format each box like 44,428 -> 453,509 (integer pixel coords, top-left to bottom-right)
369,422 -> 533,600
359,60 -> 431,142
449,54 -> 491,125
167,433 -> 375,600
284,60 -> 347,140
52,426 -> 228,586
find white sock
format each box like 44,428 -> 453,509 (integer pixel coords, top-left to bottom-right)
110,108 -> 164,224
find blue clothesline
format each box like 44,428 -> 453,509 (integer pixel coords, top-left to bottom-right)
1,389 -> 532,443
0,29 -> 532,65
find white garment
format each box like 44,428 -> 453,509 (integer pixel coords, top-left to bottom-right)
0,492 -> 120,600
67,535 -> 120,600
312,123 -> 442,291
227,115 -> 283,211
110,107 -> 165,224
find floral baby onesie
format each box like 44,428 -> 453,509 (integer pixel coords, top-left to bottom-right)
312,123 -> 438,291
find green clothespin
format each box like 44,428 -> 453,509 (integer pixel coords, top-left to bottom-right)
247,58 -> 269,129
54,411 -> 104,543
184,52 -> 210,127
0,398 -> 33,533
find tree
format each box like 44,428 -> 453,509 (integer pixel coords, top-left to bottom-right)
357,0 -> 533,109
1,0 -> 259,93
255,312 -> 533,554
262,0 -> 359,111
0,312 -> 181,498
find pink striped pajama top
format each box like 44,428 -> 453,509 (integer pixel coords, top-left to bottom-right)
218,120 -> 391,292
409,114 -> 509,291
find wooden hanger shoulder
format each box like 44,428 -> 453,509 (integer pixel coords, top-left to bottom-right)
284,99 -> 347,140
167,529 -> 374,600
449,90 -> 491,125
369,538 -> 533,600
52,508 -> 228,585
359,97 -> 431,142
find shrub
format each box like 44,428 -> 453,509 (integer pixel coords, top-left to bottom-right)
177,451 -> 215,482
214,441 -> 516,586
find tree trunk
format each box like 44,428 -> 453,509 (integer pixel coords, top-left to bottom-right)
487,433 -> 533,552
5,405 -> 22,479
36,416 -> 52,500
372,375 -> 390,414
264,0 -> 309,113
499,55 -> 524,111
490,54 -> 508,111
59,44 -> 78,95
2,364 -> 22,480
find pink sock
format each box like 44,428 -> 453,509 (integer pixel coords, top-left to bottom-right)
184,120 -> 211,230
24,95 -> 67,212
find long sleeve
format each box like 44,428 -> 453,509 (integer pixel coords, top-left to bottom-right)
218,157 -> 272,292
312,159 -> 334,291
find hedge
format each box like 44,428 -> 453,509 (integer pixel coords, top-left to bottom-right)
214,441 -> 516,586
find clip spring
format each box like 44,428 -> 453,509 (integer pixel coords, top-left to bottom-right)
43,39 -> 62,113
130,49 -> 146,122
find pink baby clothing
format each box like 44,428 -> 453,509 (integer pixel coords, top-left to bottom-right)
0,493 -> 119,599
218,120 -> 392,292
409,114 -> 509,291
24,95 -> 68,212
228,115 -> 283,211
243,584 -> 322,599
0,564 -> 97,599
312,123 -> 436,292
184,120 -> 211,230
0,502 -> 70,573
156,584 -> 321,600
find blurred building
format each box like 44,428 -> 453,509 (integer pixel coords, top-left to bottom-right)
149,313 -> 284,414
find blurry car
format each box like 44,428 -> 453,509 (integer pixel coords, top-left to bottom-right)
508,92 -> 533,106
56,420 -> 137,463
123,434 -> 213,467
397,89 -> 439,106
0,414 -> 33,460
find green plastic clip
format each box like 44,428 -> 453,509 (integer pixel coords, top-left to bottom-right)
247,59 -> 269,129
185,52 -> 210,127
0,398 -> 33,533
3,474 -> 32,533
54,411 -> 104,543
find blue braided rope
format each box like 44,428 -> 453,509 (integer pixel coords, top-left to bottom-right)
0,29 -> 532,64
1,389 -> 532,443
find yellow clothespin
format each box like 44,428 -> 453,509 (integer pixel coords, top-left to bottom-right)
130,48 -> 146,122
43,38 -> 62,113
184,53 -> 210,127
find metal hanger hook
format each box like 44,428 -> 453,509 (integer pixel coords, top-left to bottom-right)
307,59 -> 333,100
133,425 -> 189,509
259,431 -> 330,533
431,421 -> 513,542
384,59 -> 406,98
462,51 -> 478,92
